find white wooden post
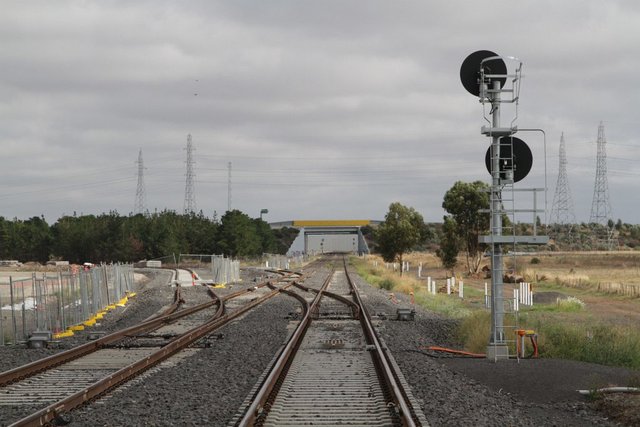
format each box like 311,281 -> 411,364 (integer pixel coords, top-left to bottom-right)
484,282 -> 489,308
446,278 -> 451,295
459,280 -> 464,299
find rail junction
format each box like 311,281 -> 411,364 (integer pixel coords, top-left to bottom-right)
0,257 -> 626,426
233,258 -> 427,426
0,268 -> 302,426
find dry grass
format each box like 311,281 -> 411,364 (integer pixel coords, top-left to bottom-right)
516,252 -> 640,296
354,251 -> 640,368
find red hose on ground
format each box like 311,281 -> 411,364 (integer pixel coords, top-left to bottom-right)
421,346 -> 486,358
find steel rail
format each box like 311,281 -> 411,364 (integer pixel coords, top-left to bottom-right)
0,284 -> 190,387
0,271 -> 294,387
238,269 -> 334,426
0,290 -> 212,385
10,275 -> 298,427
343,257 -> 417,427
292,281 -> 360,319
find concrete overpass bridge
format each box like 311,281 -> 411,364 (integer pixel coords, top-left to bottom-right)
269,220 -> 380,255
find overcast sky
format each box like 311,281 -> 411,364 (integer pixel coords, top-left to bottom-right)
1,1 -> 639,225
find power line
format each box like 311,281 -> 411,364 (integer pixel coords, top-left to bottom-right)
183,134 -> 196,214
134,149 -> 147,215
550,133 -> 575,225
227,161 -> 232,212
589,122 -> 613,225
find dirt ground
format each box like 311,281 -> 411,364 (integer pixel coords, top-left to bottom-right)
439,357 -> 640,425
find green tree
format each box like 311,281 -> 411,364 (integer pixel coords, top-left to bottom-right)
254,218 -> 277,254
374,202 -> 425,274
442,181 -> 490,274
51,215 -> 94,263
435,216 -> 460,275
272,227 -> 302,254
217,210 -> 262,257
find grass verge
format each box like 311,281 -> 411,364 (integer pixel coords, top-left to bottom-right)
351,255 -> 640,369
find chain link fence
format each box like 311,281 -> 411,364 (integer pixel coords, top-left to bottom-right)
0,263 -> 134,346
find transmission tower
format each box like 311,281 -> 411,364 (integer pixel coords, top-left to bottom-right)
589,122 -> 612,225
550,133 -> 576,224
134,149 -> 146,215
227,161 -> 232,212
183,134 -> 197,214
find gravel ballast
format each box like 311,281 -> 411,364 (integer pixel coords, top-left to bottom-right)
1,263 -> 636,426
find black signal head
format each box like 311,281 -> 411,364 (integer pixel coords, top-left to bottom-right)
460,50 -> 507,97
484,136 -> 533,183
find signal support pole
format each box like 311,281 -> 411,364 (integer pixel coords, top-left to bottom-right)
461,51 -> 548,360
487,79 -> 509,359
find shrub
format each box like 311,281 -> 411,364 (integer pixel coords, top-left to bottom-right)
556,296 -> 585,312
457,311 -> 490,353
537,323 -> 640,369
530,257 -> 541,264
379,278 -> 395,290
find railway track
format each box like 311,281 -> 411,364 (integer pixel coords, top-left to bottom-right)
0,269 -> 301,427
233,257 -> 428,426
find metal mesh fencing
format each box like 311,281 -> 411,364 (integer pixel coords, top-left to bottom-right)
0,263 -> 134,346
211,255 -> 240,284
263,253 -> 307,270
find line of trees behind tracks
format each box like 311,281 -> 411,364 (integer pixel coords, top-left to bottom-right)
0,210 -> 299,264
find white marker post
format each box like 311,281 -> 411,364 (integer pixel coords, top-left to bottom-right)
459,280 -> 464,299
446,278 -> 451,295
484,282 -> 489,308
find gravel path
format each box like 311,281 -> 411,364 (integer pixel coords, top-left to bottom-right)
1,263 -> 637,426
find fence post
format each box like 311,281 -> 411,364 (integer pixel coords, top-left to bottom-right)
0,284 -> 3,345
21,278 -> 27,339
9,277 -> 17,344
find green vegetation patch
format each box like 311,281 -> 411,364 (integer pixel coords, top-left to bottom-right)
537,322 -> 640,369
414,290 -> 472,320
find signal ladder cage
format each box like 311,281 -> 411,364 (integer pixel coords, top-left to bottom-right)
477,55 -> 549,359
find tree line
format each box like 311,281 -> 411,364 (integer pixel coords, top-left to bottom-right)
5,181 -> 636,267
0,210 -> 296,264
374,180 -> 640,277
